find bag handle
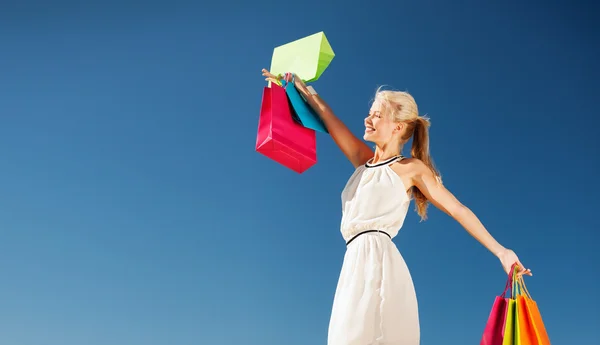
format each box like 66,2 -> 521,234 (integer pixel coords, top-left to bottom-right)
501,263 -> 518,298
515,274 -> 533,300
279,73 -> 314,106
511,266 -> 520,298
509,264 -> 534,300
279,72 -> 295,88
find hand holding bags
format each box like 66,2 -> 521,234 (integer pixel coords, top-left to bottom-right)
481,264 -> 551,345
255,32 -> 335,173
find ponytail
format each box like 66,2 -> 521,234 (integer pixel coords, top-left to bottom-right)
410,116 -> 441,221
373,88 -> 440,220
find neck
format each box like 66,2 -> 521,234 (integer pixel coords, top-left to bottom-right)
372,143 -> 403,164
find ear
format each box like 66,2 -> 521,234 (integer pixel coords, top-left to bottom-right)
394,122 -> 404,132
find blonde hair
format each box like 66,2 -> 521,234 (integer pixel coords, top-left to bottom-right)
374,86 -> 441,221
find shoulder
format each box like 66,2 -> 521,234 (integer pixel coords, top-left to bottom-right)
390,157 -> 438,186
390,157 -> 430,175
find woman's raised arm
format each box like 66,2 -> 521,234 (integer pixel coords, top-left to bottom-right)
262,69 -> 373,168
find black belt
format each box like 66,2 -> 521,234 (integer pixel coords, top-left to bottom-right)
345,229 -> 391,246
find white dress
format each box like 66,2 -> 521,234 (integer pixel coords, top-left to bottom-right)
328,155 -> 420,345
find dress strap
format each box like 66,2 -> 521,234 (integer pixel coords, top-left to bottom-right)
365,155 -> 404,168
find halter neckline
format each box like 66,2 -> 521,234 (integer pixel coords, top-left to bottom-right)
365,155 -> 404,168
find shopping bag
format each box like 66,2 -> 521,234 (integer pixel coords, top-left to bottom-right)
503,298 -> 517,345
481,264 -> 517,345
269,31 -> 335,83
515,295 -> 534,345
514,276 -> 551,345
515,293 -> 535,345
255,82 -> 317,173
280,77 -> 328,134
502,264 -> 520,345
523,293 -> 551,345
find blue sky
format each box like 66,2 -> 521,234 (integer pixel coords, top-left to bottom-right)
1,1 -> 598,344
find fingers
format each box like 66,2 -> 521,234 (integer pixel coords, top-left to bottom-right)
261,68 -> 272,77
261,68 -> 279,79
516,260 -> 532,277
261,68 -> 282,86
262,68 -> 296,82
517,270 -> 532,278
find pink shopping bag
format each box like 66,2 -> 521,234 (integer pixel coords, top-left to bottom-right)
255,82 -> 317,173
481,264 -> 517,345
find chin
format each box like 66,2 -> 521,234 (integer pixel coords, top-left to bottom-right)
363,131 -> 376,142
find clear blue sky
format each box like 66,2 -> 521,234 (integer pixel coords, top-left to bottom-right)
1,1 -> 598,344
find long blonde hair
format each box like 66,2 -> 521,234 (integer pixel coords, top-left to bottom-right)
374,86 -> 441,221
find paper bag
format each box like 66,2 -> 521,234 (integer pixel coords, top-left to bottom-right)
255,83 -> 317,173
269,31 -> 335,83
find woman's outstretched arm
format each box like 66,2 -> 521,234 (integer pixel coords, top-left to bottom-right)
409,158 -> 532,277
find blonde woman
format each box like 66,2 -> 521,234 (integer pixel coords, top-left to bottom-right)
262,69 -> 531,345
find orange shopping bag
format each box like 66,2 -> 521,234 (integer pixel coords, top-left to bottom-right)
514,275 -> 551,345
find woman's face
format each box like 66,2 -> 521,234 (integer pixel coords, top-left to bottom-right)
363,99 -> 401,144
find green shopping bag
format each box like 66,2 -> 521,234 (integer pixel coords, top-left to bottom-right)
502,266 -> 519,345
502,295 -> 517,345
269,31 -> 335,83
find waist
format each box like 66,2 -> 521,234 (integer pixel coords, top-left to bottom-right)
345,229 -> 391,246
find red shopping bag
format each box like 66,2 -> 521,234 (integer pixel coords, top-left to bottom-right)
481,264 -> 517,345
255,82 -> 317,173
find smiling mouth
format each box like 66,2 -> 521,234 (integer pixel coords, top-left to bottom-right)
365,127 -> 375,132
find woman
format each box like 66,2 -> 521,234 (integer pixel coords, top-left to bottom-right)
262,69 -> 532,345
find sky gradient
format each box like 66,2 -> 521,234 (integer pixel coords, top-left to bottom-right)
1,1 -> 599,344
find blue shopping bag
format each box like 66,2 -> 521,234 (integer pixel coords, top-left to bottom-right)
281,76 -> 329,134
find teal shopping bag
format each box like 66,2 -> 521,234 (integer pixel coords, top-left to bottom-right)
281,77 -> 329,134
